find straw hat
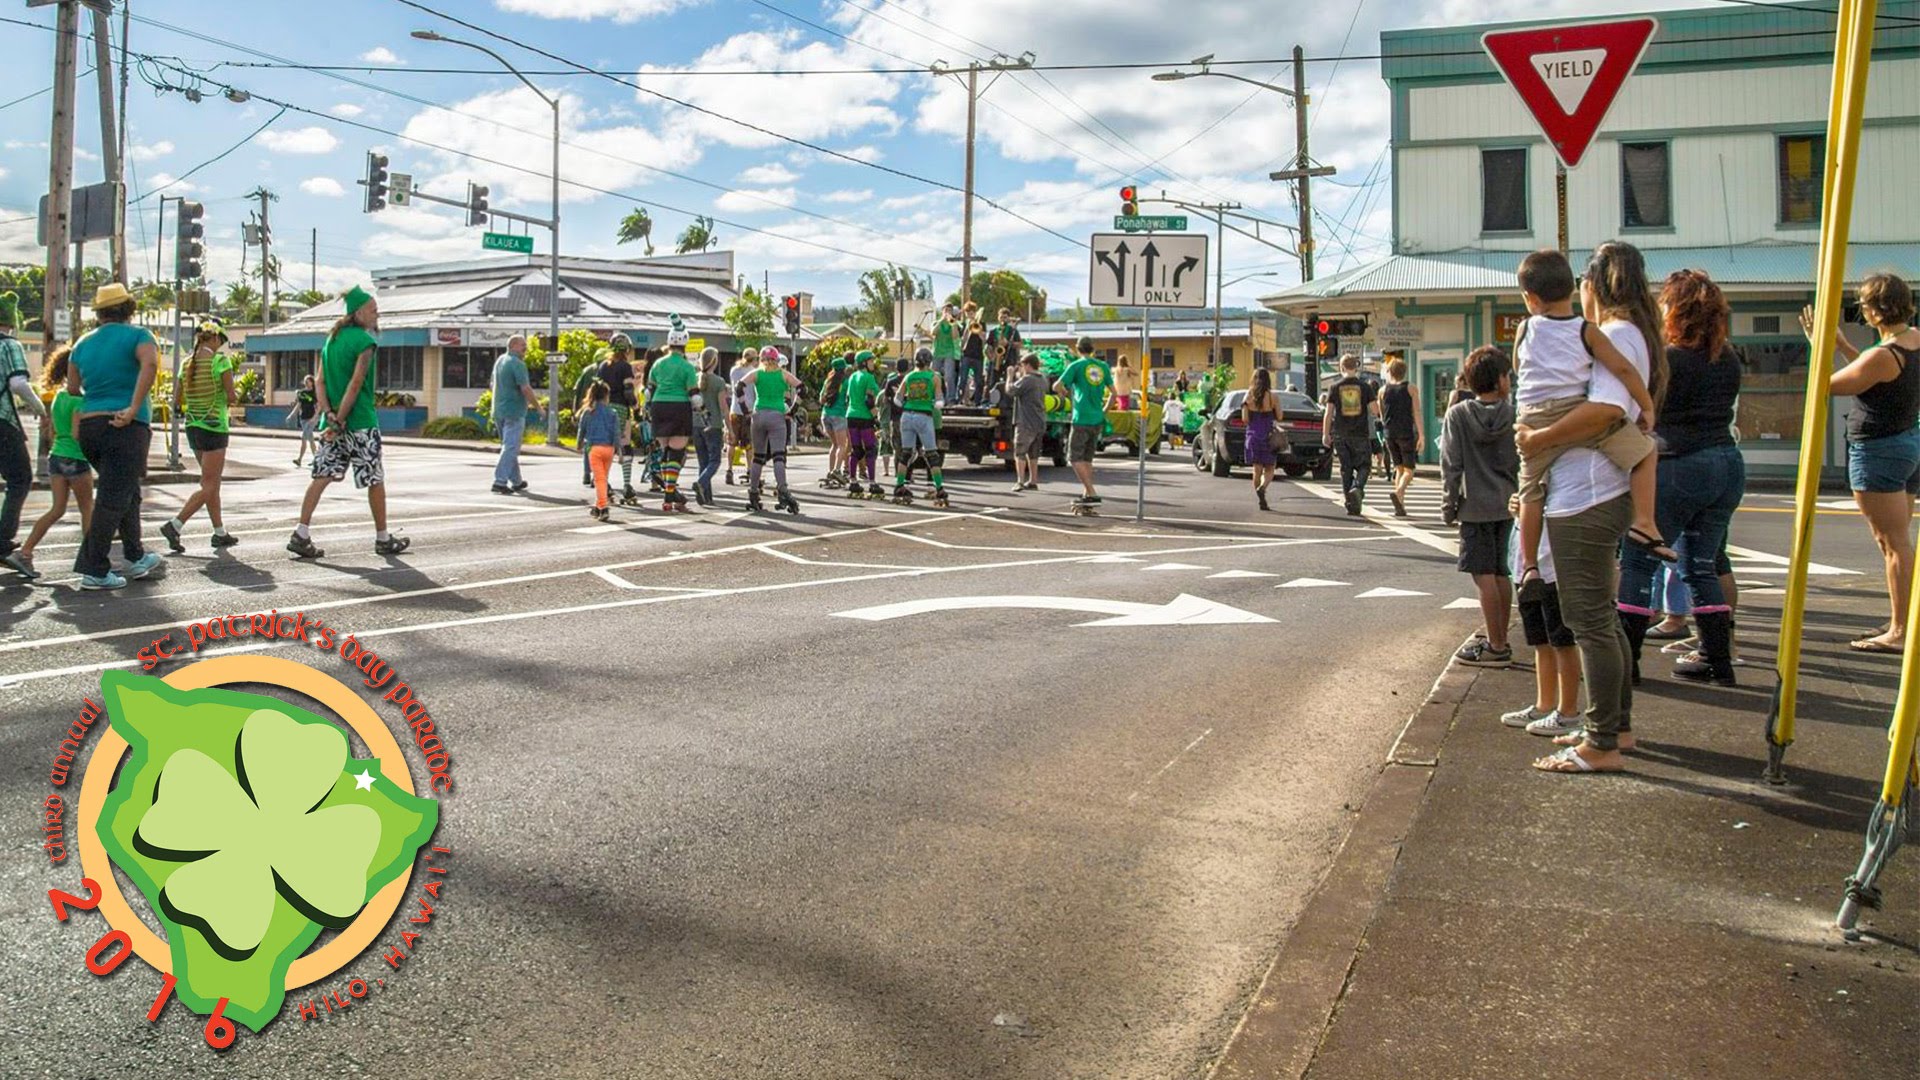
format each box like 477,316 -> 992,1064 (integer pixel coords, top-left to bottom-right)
91,282 -> 136,310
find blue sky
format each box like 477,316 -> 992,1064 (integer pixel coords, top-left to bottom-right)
1,0 -> 1707,310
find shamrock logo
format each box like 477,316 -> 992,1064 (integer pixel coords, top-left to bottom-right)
138,709 -> 381,957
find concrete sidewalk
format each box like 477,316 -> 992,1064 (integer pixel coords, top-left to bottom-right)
1217,580 -> 1919,1078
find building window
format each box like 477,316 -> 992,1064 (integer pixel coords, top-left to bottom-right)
1151,348 -> 1176,369
1218,347 -> 1235,367
1481,147 -> 1529,233
442,347 -> 496,390
1778,134 -> 1825,225
378,345 -> 424,391
1620,142 -> 1671,229
270,351 -> 315,393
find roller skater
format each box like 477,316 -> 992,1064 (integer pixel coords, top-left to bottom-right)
647,318 -> 699,514
819,355 -> 851,489
746,345 -> 803,514
843,350 -> 883,500
892,348 -> 949,509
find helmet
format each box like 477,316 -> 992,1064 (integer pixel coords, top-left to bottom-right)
195,316 -> 229,342
913,347 -> 932,366
760,346 -> 782,363
609,332 -> 633,351
665,313 -> 690,348
854,349 -> 875,366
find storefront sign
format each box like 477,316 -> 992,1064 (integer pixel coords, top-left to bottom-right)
1494,313 -> 1527,343
435,328 -> 463,347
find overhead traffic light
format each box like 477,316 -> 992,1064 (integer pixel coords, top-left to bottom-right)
1315,335 -> 1339,359
783,294 -> 802,336
466,182 -> 490,228
363,152 -> 390,213
1313,316 -> 1368,338
173,200 -> 205,281
1120,184 -> 1139,217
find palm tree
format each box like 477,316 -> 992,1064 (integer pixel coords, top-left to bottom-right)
616,207 -> 655,256
675,215 -> 717,254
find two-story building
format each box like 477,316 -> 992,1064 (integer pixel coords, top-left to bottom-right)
1262,1 -> 1920,473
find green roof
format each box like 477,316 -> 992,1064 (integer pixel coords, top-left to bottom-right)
1381,1 -> 1920,83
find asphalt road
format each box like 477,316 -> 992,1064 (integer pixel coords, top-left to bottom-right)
0,433 -> 1889,1079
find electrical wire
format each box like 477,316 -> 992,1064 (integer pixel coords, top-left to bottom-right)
132,105 -> 288,203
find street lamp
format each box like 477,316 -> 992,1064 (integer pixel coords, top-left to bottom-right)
412,29 -> 563,450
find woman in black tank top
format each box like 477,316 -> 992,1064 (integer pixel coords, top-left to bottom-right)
1813,272 -> 1920,651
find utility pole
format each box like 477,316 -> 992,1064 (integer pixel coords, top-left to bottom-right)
89,6 -> 124,285
931,53 -> 1032,307
44,1 -> 79,345
1293,46 -> 1314,282
248,187 -> 277,325
310,227 -> 317,293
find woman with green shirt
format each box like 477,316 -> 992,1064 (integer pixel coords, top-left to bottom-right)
646,317 -> 699,512
11,346 -> 92,579
66,283 -> 162,590
288,285 -> 410,559
747,347 -> 802,514
161,319 -> 239,553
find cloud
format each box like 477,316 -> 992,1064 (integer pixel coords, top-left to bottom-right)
331,103 -> 365,119
361,205 -> 486,263
260,127 -> 342,155
737,163 -> 799,185
359,47 -> 402,65
713,187 -> 797,214
143,173 -> 198,195
300,177 -> 346,197
128,140 -> 174,163
494,0 -> 697,21
819,189 -> 871,204
638,31 -> 900,149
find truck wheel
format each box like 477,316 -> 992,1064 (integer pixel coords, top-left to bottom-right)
1149,438 -> 1163,456
1193,445 -> 1208,473
965,453 -> 982,466
1211,450 -> 1232,478
1282,464 -> 1308,478
1312,459 -> 1333,481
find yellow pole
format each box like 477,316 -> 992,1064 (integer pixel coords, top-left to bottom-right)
1766,0 -> 1875,781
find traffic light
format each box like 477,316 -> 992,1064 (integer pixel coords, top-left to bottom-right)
363,152 -> 389,213
173,200 -> 204,281
782,294 -> 802,336
1120,184 -> 1138,217
466,182 -> 490,228
1314,316 -> 1368,338
1315,335 -> 1339,359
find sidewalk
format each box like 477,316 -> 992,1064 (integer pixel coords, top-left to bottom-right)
1217,579 -> 1919,1078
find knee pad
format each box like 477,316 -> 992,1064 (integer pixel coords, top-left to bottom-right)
926,450 -> 946,470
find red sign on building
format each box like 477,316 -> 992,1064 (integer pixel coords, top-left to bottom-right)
1481,18 -> 1659,170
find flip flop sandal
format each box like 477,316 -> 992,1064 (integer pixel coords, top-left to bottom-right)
1552,731 -> 1638,752
1644,623 -> 1691,640
1625,527 -> 1680,563
1533,745 -> 1623,774
1849,638 -> 1905,654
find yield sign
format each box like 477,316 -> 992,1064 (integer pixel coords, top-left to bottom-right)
1481,18 -> 1659,169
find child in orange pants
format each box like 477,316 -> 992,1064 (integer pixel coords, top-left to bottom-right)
576,381 -> 625,521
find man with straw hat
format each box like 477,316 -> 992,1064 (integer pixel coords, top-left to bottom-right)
287,285 -> 410,559
0,289 -> 50,578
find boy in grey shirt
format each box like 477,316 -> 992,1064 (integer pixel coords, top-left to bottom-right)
1006,354 -> 1048,492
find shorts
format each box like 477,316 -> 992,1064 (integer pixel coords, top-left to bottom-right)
728,413 -> 751,445
651,401 -> 693,440
1387,434 -> 1419,470
1014,425 -> 1043,459
1068,423 -> 1102,463
1456,520 -> 1512,576
311,427 -> 386,489
899,411 -> 937,453
1516,396 -> 1655,503
186,426 -> 230,454
1519,581 -> 1578,648
751,410 -> 789,457
48,453 -> 90,479
1847,429 -> 1920,494
823,414 -> 849,435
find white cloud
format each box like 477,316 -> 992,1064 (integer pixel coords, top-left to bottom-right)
260,127 -> 342,155
819,189 -> 871,204
300,177 -> 346,197
737,163 -> 799,185
143,173 -> 198,195
359,47 -> 402,65
128,140 -> 174,163
494,0 -> 697,21
639,31 -> 900,149
331,103 -> 365,119
0,167 -> 8,181
361,205 -> 487,263
713,187 -> 797,214
74,146 -> 99,163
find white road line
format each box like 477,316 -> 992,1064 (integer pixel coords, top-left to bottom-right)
21,504 -> 577,554
589,568 -> 725,594
1287,480 -> 1458,555
755,546 -> 927,571
1127,728 -> 1214,805
1356,587 -> 1431,599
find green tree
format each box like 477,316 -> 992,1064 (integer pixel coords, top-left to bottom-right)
675,215 -> 717,254
616,207 -> 655,256
288,288 -> 330,309
799,334 -> 887,400
525,327 -> 613,411
221,282 -> 261,323
945,270 -> 1046,323
723,285 -> 777,354
855,264 -> 931,336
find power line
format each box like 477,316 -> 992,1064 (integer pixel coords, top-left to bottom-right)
1309,0 -> 1368,136
133,105 -> 288,203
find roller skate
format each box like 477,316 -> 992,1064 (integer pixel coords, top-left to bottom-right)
618,486 -> 644,508
930,487 -> 950,509
819,470 -> 847,490
747,488 -> 764,512
589,506 -> 611,522
890,484 -> 915,506
1069,494 -> 1100,517
776,489 -> 800,515
663,490 -> 690,514
845,481 -> 865,499
865,483 -> 886,501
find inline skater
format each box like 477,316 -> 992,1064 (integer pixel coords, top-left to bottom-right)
818,355 -> 851,489
892,348 -> 948,507
646,317 -> 699,513
746,347 -> 803,514
843,350 -> 883,498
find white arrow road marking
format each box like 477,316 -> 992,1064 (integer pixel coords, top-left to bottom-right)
1443,598 -> 1482,610
1723,544 -> 1861,576
1277,577 -> 1349,588
1208,570 -> 1278,579
1083,554 -> 1147,563
831,593 -> 1274,627
1141,562 -> 1211,572
1356,587 -> 1432,599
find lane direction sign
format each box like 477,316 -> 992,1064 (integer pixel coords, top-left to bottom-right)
1089,232 -> 1209,308
1481,18 -> 1659,169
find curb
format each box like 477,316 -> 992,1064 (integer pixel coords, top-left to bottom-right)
1208,646 -> 1483,1080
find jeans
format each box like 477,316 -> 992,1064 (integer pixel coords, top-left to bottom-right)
0,420 -> 30,555
938,358 -> 958,403
1656,564 -> 1691,616
1335,438 -> 1372,498
957,357 -> 983,403
1546,493 -> 1634,750
1618,445 -> 1744,618
694,428 -> 723,492
75,417 -> 150,577
493,417 -> 525,486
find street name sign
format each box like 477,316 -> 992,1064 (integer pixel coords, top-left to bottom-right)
482,232 -> 535,254
1089,232 -> 1209,308
1481,18 -> 1658,169
1114,215 -> 1188,232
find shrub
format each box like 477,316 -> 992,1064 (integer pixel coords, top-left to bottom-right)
420,416 -> 487,440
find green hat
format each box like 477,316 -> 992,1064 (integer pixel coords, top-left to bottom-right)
0,291 -> 17,328
344,285 -> 374,317
830,357 -> 846,370
854,349 -> 876,366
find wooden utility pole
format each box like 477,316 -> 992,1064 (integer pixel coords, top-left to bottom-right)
249,187 -> 278,325
90,5 -> 124,284
1292,45 -> 1314,282
931,54 -> 1031,306
44,1 -> 80,344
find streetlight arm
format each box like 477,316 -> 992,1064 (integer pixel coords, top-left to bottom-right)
418,33 -> 556,108
1158,69 -> 1297,99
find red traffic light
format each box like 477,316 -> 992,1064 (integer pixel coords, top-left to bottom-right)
785,296 -> 799,310
1315,319 -> 1332,335
1119,185 -> 1137,202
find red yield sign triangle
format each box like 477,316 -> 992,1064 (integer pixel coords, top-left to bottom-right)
1481,18 -> 1659,170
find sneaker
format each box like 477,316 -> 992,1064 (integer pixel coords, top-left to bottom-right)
1660,636 -> 1701,655
375,535 -> 413,556
210,532 -> 241,549
1501,705 -> 1551,729
159,520 -> 185,554
124,553 -> 163,580
1455,640 -> 1513,667
287,532 -> 325,560
491,484 -> 514,495
79,571 -> 128,591
1390,491 -> 1407,517
293,457 -> 303,466
1525,710 -> 1584,737
512,481 -> 529,492
1344,490 -> 1362,516
3,549 -> 38,580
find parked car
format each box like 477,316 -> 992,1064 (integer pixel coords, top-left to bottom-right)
1193,388 -> 1333,479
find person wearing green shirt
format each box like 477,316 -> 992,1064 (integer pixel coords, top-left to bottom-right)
161,319 -> 240,554
819,355 -> 851,488
747,347 -> 803,513
932,304 -> 960,404
891,348 -> 949,507
10,345 -> 89,579
842,351 -> 883,497
1053,336 -> 1113,505
647,316 -> 700,511
0,288 -> 51,579
290,285 -> 410,559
